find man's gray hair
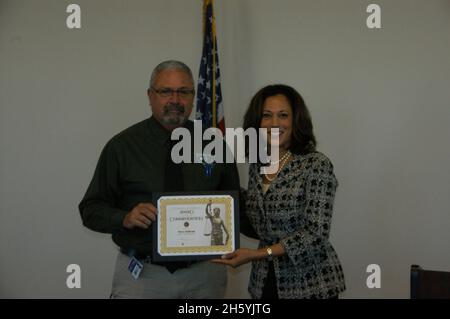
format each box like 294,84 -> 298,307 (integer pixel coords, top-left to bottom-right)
149,60 -> 194,89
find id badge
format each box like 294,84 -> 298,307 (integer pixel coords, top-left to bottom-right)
127,256 -> 143,280
194,153 -> 215,177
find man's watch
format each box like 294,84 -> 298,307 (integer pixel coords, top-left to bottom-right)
266,247 -> 273,261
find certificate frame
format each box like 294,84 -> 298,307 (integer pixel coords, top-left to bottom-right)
152,191 -> 240,262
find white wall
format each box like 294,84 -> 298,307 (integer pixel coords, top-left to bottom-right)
1,0 -> 449,298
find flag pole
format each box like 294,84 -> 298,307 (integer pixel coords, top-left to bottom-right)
211,0 -> 217,128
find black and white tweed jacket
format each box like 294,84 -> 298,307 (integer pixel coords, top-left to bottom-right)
245,151 -> 346,298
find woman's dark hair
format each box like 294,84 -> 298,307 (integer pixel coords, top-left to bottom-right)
243,84 -> 316,155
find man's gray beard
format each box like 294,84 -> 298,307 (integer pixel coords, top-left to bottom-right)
161,113 -> 186,126
161,103 -> 187,126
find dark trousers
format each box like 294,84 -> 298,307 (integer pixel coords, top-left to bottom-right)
261,261 -> 278,299
260,261 -> 340,299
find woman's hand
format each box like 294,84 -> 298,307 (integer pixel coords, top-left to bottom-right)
211,248 -> 265,268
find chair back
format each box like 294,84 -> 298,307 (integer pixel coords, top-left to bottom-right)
411,264 -> 450,299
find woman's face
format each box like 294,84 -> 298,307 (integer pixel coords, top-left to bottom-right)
260,94 -> 293,152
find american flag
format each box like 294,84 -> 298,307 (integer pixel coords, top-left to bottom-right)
195,0 -> 225,134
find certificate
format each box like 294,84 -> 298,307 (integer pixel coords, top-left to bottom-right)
152,191 -> 239,262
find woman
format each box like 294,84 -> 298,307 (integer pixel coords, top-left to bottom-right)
213,84 -> 346,299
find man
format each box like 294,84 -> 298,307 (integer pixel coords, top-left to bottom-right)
79,60 -> 240,298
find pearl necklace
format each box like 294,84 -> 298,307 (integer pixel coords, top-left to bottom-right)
268,150 -> 290,164
264,151 -> 291,182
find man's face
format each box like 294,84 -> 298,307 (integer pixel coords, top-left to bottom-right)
148,69 -> 195,131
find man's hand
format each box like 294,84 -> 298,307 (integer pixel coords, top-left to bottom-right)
123,202 -> 157,229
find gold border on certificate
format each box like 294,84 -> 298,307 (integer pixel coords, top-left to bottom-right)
156,194 -> 235,258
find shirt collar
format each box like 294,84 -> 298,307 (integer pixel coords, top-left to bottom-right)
147,116 -> 194,146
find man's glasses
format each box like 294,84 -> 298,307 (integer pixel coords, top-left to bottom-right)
151,87 -> 195,98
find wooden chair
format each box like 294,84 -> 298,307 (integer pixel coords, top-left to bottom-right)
410,264 -> 450,299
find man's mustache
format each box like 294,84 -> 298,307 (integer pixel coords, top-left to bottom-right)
164,103 -> 185,114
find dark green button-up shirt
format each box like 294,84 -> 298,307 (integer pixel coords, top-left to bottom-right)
79,116 -> 240,255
